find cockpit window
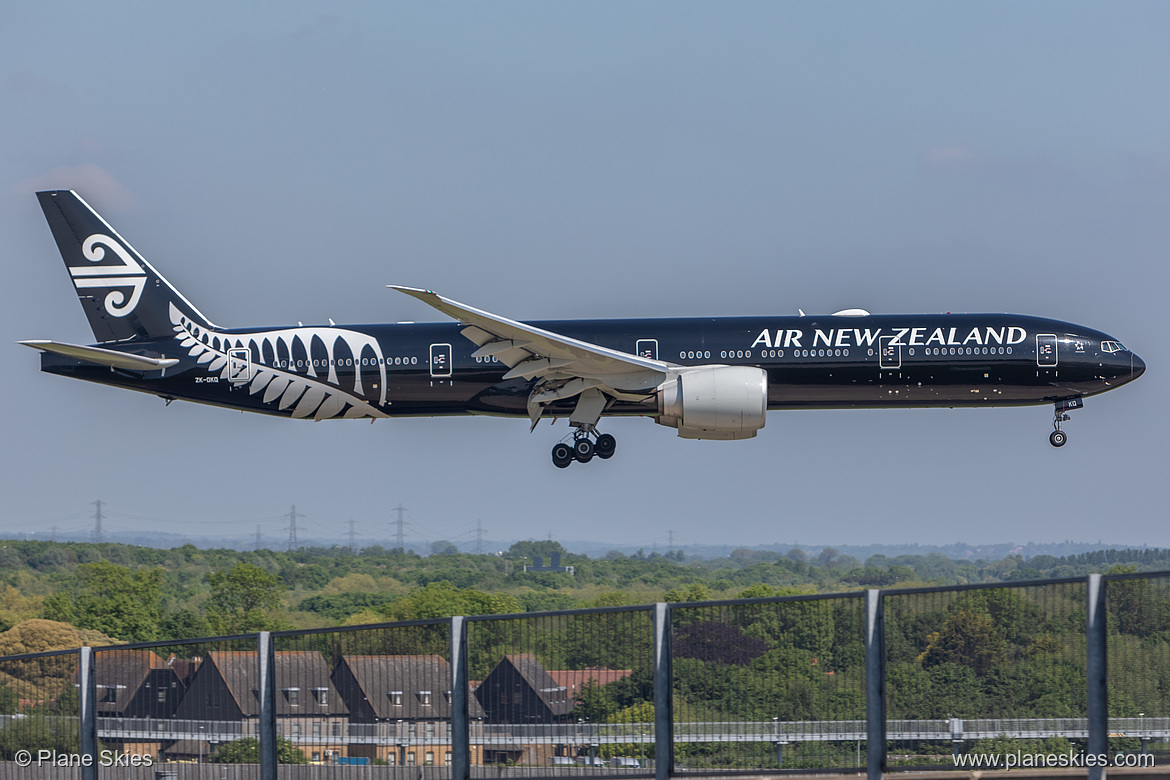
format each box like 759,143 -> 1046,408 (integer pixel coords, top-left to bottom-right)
1101,340 -> 1127,353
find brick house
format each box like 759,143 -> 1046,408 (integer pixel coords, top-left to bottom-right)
332,654 -> 486,767
170,650 -> 349,763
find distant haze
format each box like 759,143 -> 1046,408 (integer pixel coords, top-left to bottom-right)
0,527 -> 1139,567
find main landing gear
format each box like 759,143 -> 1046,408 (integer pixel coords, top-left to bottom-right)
1049,397 -> 1083,448
552,428 -> 617,468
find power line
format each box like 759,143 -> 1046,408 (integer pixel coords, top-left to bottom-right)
91,500 -> 104,544
347,518 -> 357,554
284,504 -> 304,551
255,524 -> 263,551
474,519 -> 486,555
391,504 -> 407,550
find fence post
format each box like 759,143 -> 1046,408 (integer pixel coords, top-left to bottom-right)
451,615 -> 470,780
865,589 -> 885,780
653,602 -> 673,780
1086,574 -> 1107,780
258,631 -> 277,780
79,646 -> 97,780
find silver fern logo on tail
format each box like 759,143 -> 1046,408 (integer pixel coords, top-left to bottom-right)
169,303 -> 390,420
69,234 -> 148,316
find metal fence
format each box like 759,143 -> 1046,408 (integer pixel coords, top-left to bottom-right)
669,593 -> 866,772
0,571 -> 1166,779
882,578 -> 1088,769
466,605 -> 655,778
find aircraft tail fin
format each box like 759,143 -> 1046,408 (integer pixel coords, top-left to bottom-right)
37,190 -> 217,343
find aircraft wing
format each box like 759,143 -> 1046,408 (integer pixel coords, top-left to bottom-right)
390,287 -> 669,423
391,287 -> 670,379
19,339 -> 180,371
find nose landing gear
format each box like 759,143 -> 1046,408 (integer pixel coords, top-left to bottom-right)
1049,397 -> 1083,448
1049,427 -> 1068,448
551,428 -> 617,468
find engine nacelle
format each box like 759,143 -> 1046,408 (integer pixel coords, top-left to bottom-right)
656,365 -> 768,440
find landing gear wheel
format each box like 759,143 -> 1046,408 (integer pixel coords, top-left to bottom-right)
1049,399 -> 1080,449
552,442 -> 574,468
595,433 -> 616,460
573,438 -> 595,463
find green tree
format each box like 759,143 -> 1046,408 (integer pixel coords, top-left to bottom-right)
0,713 -> 84,759
951,588 -> 1045,646
575,679 -> 618,722
28,546 -> 72,571
674,620 -> 768,665
664,583 -> 711,603
377,582 -> 518,621
42,561 -> 164,643
0,620 -> 115,705
507,540 -> 568,561
585,592 -> 637,608
918,608 -> 1007,676
1107,570 -> 1170,638
206,563 -> 287,634
209,736 -> 307,764
159,608 -> 212,641
517,591 -> 580,613
0,686 -> 18,715
563,594 -> 652,670
0,585 -> 43,633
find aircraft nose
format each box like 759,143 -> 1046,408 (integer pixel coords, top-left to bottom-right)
1131,352 -> 1145,380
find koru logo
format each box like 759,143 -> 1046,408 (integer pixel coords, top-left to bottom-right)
69,234 -> 147,317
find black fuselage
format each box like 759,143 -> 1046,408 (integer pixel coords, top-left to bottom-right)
40,312 -> 1144,419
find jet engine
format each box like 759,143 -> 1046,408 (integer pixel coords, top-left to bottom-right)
656,365 -> 768,440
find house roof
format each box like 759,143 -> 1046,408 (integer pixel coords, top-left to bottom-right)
547,668 -> 632,697
166,656 -> 199,685
204,650 -> 348,717
335,655 -> 484,720
492,654 -> 575,717
90,649 -> 166,713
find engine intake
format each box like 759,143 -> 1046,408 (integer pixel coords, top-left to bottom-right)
656,365 -> 768,440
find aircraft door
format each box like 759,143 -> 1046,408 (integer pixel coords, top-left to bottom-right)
227,348 -> 252,385
636,339 -> 658,360
430,343 -> 452,378
879,336 -> 901,369
1036,334 -> 1058,367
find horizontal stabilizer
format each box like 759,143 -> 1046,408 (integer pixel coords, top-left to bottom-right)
18,340 -> 179,371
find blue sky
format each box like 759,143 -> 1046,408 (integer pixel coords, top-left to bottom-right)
1,3 -> 1165,550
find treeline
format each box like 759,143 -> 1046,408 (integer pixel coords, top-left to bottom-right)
0,538 -> 1169,647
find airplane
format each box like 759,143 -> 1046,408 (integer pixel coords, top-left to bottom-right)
22,190 -> 1145,468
